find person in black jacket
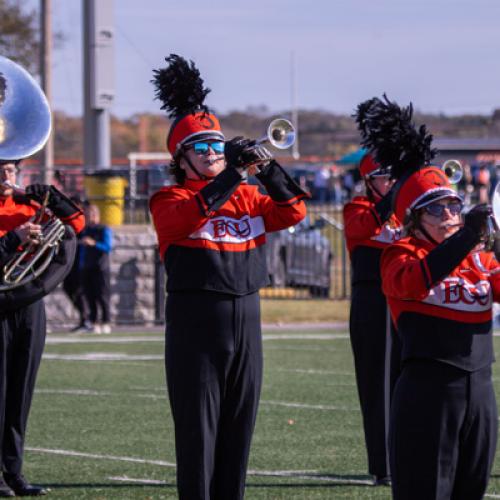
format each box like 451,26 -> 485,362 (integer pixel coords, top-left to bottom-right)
80,204 -> 113,334
63,197 -> 91,332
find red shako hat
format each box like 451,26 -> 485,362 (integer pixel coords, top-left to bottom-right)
393,166 -> 460,222
152,54 -> 224,155
359,154 -> 382,177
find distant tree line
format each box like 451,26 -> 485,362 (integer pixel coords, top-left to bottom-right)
48,108 -> 500,163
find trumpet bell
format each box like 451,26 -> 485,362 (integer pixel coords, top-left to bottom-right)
441,159 -> 463,184
265,118 -> 296,149
492,182 -> 500,225
0,55 -> 51,160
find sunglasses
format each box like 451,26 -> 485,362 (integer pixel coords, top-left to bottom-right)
367,167 -> 392,178
423,201 -> 463,217
190,141 -> 225,155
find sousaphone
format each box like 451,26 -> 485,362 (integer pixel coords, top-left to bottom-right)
0,56 -> 77,310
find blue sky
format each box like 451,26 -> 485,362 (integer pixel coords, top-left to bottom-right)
26,0 -> 500,117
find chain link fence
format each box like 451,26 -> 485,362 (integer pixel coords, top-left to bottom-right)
22,164 -> 350,301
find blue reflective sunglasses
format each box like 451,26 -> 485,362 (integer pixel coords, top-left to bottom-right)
423,201 -> 463,217
191,141 -> 225,155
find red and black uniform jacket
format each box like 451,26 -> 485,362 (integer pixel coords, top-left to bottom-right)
150,161 -> 308,295
343,196 -> 402,285
0,194 -> 85,265
382,235 -> 500,371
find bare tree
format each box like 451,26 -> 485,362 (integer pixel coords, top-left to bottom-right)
0,0 -> 39,73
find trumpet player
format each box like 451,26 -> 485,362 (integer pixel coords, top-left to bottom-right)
363,95 -> 498,500
0,160 -> 85,497
149,54 -> 308,500
343,150 -> 402,486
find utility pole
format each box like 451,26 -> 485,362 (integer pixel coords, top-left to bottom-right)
83,0 -> 114,170
40,0 -> 54,183
291,51 -> 300,160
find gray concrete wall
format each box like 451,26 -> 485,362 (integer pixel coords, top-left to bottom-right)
45,225 -> 161,328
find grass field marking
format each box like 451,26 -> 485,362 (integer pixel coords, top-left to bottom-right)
36,389 -> 115,397
265,346 -> 338,352
260,400 -> 359,411
263,333 -> 349,340
108,476 -> 167,485
46,336 -> 164,345
27,448 -> 372,486
25,447 -> 176,467
485,495 -> 500,498
43,353 -> 163,361
35,388 -> 167,401
277,368 -> 354,376
35,388 -> 357,410
109,473 -> 373,486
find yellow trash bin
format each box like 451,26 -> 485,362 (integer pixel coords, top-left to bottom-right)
84,173 -> 128,226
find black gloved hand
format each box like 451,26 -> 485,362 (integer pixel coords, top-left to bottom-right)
374,189 -> 394,223
25,184 -> 51,205
225,137 -> 253,168
225,137 -> 273,169
463,203 -> 491,239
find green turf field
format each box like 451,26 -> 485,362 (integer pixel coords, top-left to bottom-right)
21,329 -> 500,499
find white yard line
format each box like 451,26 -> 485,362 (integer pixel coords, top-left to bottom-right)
277,368 -> 354,376
260,400 -> 358,411
26,447 -> 176,467
27,447 -> 371,485
35,388 -> 354,410
45,332 -> 348,346
42,353 -> 163,361
35,388 -> 166,400
46,336 -> 164,344
108,472 -> 372,485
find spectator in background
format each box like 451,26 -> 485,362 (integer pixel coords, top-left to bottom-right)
457,162 -> 474,206
80,204 -> 113,334
64,196 -> 92,333
475,163 -> 491,204
313,164 -> 331,202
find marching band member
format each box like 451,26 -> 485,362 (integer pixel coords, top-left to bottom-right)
343,149 -> 402,485
366,96 -> 498,500
0,163 -> 84,498
0,56 -> 85,497
149,54 -> 308,500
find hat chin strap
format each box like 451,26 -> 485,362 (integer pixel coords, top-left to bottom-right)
413,214 -> 439,246
366,179 -> 384,201
182,152 -> 211,181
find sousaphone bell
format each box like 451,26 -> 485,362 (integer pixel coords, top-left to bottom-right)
0,56 -> 76,308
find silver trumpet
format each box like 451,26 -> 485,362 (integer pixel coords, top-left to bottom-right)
239,118 -> 296,171
440,159 -> 500,256
257,118 -> 296,150
441,159 -> 463,184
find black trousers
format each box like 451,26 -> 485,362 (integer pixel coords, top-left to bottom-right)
63,266 -> 90,324
82,265 -> 111,323
390,361 -> 498,500
0,300 -> 46,474
165,291 -> 263,500
349,282 -> 401,478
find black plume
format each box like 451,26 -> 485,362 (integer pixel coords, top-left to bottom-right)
152,54 -> 211,118
360,94 -> 436,180
353,98 -> 378,141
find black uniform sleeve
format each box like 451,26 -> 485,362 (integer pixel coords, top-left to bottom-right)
255,160 -> 309,203
196,168 -> 243,215
421,226 -> 480,288
374,191 -> 393,223
0,231 -> 21,267
47,186 -> 83,218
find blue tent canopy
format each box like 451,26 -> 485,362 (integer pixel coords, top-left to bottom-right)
337,148 -> 367,165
